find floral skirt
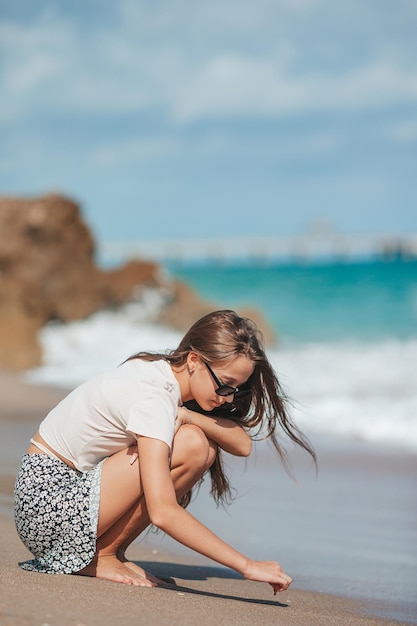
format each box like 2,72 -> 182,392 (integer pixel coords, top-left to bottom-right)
14,453 -> 104,574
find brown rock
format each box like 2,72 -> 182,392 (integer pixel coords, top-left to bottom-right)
158,280 -> 276,346
101,260 -> 160,305
157,279 -> 219,331
0,292 -> 43,369
0,194 -> 101,321
0,194 -> 161,369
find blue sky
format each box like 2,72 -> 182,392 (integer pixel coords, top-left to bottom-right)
1,0 -> 416,244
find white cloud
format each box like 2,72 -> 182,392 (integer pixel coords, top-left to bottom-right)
119,0 -> 318,36
0,17 -> 73,120
169,56 -> 417,122
89,126 -> 341,170
14,55 -> 59,92
0,1 -> 416,125
387,119 -> 417,144
90,137 -> 176,167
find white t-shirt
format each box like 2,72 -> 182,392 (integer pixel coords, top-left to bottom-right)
39,359 -> 181,472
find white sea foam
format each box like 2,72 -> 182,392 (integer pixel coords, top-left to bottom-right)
26,297 -> 182,389
25,302 -> 417,451
272,340 -> 417,451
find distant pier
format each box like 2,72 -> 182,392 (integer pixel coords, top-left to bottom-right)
99,231 -> 417,265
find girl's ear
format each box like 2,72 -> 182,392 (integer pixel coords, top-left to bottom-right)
186,351 -> 200,371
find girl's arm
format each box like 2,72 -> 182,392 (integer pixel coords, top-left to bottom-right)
137,435 -> 291,594
177,406 -> 252,457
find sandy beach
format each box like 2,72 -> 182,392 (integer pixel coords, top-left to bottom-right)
0,372 -> 415,626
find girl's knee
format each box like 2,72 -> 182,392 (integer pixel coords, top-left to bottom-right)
173,424 -> 213,471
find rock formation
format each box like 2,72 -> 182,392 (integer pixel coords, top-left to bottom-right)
0,193 -> 275,370
158,279 -> 276,346
0,194 -> 160,369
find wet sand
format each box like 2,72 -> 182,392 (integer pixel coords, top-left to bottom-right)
0,371 -> 415,625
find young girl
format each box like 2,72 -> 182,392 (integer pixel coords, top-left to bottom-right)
14,310 -> 315,594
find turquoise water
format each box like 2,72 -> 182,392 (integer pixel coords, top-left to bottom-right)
167,259 -> 417,343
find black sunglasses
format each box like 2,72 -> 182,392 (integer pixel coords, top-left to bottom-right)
204,362 -> 251,399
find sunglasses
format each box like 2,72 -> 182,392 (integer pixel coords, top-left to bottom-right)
204,362 -> 251,399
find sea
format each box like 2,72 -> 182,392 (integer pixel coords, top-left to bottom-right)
26,257 -> 417,453
22,256 -> 417,621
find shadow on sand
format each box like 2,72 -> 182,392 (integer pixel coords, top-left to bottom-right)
136,560 -> 289,608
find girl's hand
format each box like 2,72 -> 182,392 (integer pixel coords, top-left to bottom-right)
175,406 -> 251,457
175,406 -> 192,434
129,450 -> 139,465
242,559 -> 292,595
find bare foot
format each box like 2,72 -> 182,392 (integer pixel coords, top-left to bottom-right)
117,550 -> 175,586
77,554 -> 156,587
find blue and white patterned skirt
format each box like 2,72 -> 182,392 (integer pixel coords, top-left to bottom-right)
14,453 -> 104,574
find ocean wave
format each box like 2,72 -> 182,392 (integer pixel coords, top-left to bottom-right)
271,340 -> 417,451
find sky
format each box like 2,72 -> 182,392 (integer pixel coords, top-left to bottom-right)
1,0 -> 417,246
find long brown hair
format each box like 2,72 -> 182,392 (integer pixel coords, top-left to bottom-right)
127,310 -> 316,506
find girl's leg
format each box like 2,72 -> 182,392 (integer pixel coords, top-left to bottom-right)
77,425 -> 216,586
119,428 -> 217,558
